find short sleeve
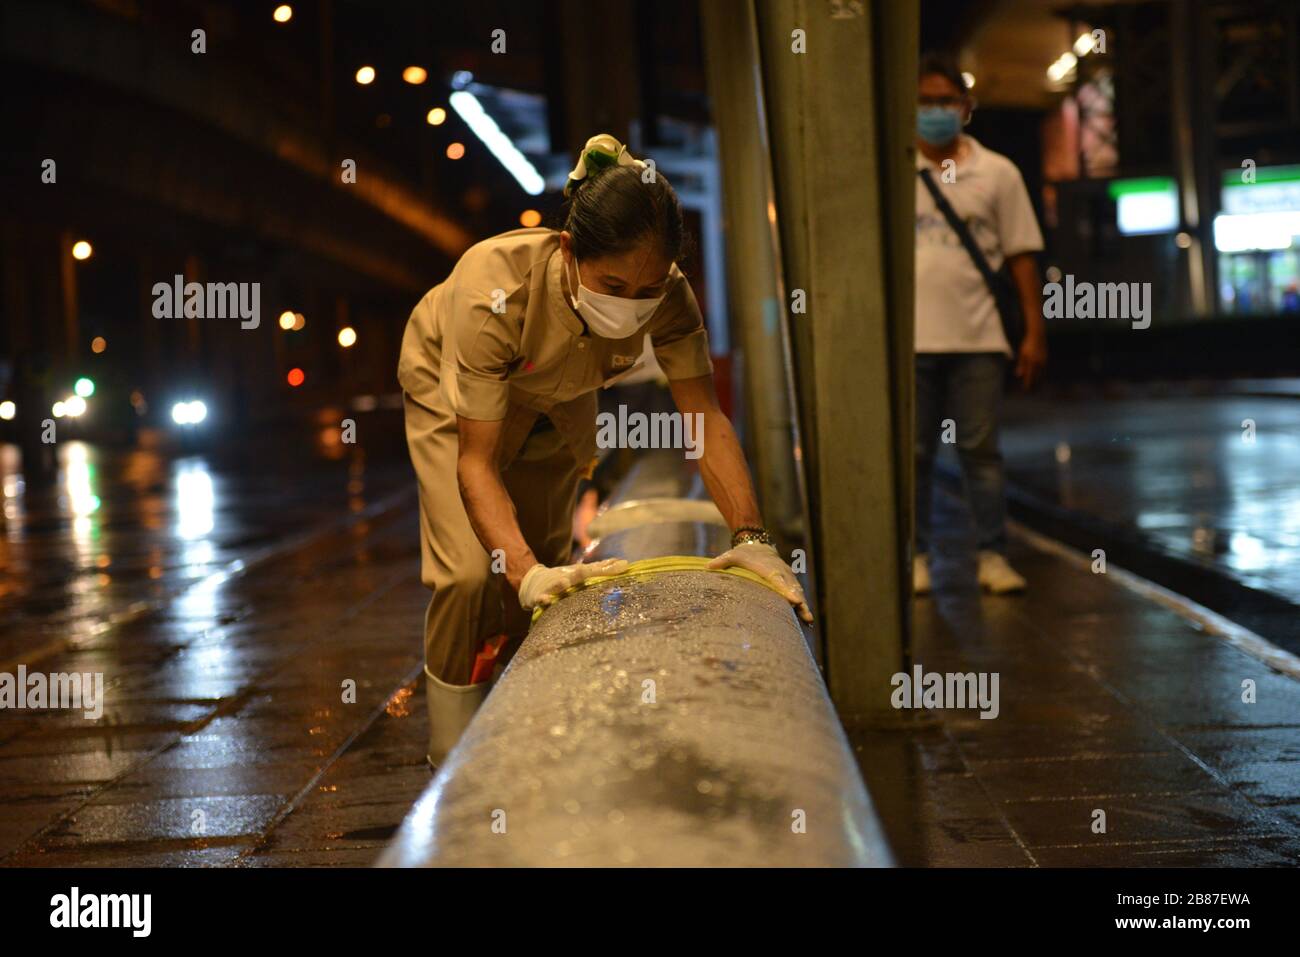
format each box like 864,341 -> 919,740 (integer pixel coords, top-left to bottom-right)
439,267 -> 522,421
649,273 -> 713,380
995,161 -> 1044,259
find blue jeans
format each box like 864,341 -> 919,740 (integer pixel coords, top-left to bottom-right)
914,353 -> 1008,555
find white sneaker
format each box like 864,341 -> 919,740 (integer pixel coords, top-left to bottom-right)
977,550 -> 1027,594
913,554 -> 932,595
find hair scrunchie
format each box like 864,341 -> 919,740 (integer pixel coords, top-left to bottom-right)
564,133 -> 646,197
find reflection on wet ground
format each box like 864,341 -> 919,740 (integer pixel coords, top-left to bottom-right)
0,415 -> 433,865
851,488 -> 1300,866
1000,394 -> 1300,650
0,423 -> 405,670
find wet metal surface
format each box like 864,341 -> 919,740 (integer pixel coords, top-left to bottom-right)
599,449 -> 703,508
585,520 -> 733,565
585,498 -> 727,539
382,569 -> 890,867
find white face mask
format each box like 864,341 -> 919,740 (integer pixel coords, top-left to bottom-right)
566,257 -> 665,339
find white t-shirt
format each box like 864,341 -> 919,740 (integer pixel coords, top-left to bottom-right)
915,136 -> 1043,355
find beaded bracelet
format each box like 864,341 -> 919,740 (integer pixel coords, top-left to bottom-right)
731,526 -> 772,548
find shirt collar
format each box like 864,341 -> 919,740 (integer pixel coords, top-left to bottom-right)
546,248 -> 588,337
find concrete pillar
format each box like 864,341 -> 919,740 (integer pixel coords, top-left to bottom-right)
754,0 -> 917,724
699,1 -> 807,548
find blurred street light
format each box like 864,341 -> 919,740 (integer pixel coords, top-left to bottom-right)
74,377 -> 95,398
279,310 -> 296,330
446,142 -> 465,160
426,107 -> 447,126
72,240 -> 93,260
91,336 -> 107,353
273,5 -> 293,23
520,209 -> 542,228
337,327 -> 357,348
356,66 -> 376,85
1047,52 -> 1077,84
0,401 -> 15,421
448,90 -> 545,195
287,368 -> 305,387
403,66 -> 428,85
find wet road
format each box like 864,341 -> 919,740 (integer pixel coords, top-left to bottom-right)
1001,392 -> 1300,652
0,413 -> 413,669
0,411 -> 433,865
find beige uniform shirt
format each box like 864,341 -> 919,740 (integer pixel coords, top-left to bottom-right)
398,228 -> 713,470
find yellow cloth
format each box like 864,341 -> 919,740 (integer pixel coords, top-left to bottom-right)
530,555 -> 783,624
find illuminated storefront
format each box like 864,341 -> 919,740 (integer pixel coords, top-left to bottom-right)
1215,165 -> 1300,315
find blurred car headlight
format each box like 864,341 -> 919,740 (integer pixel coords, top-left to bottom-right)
171,400 -> 208,426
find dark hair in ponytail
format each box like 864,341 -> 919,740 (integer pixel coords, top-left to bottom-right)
562,164 -> 690,264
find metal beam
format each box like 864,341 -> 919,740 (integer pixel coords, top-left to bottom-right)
754,0 -> 917,724
379,456 -> 892,867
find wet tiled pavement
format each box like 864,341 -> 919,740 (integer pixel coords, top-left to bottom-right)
852,487 -> 1300,867
0,420 -> 434,866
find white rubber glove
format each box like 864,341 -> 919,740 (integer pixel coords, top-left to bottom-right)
708,542 -> 813,623
518,558 -> 629,611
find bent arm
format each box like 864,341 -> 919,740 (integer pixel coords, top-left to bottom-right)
667,374 -> 764,533
455,415 -> 536,592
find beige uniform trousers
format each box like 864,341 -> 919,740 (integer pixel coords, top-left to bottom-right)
404,392 -> 582,686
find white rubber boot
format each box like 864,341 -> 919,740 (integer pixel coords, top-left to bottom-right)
425,668 -> 489,770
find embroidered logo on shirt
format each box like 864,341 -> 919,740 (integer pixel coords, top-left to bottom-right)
612,355 -> 637,368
